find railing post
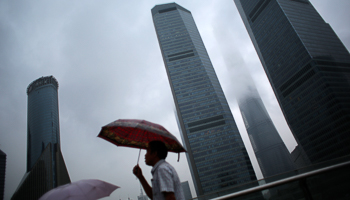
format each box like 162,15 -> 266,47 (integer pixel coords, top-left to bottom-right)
299,178 -> 313,200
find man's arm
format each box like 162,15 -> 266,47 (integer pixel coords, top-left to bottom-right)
133,165 -> 153,199
163,192 -> 176,200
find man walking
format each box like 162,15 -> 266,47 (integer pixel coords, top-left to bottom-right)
133,141 -> 185,200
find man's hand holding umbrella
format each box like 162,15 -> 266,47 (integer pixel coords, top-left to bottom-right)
133,165 -> 143,179
133,165 -> 153,198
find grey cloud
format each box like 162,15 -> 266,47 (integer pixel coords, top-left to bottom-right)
1,1 -> 349,200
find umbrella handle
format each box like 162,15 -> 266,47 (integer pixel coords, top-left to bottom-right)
137,148 -> 141,165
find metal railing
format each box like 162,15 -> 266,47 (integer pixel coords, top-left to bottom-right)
211,160 -> 350,200
192,156 -> 350,200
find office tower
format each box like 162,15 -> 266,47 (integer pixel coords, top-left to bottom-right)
234,0 -> 350,164
181,181 -> 193,200
0,149 -> 6,200
291,145 -> 311,169
138,195 -> 148,200
11,76 -> 70,200
138,183 -> 149,200
151,3 -> 257,197
238,85 -> 295,177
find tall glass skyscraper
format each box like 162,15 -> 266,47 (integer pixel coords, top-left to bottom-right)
12,76 -> 70,200
151,3 -> 257,197
26,76 -> 61,173
234,0 -> 350,165
238,86 -> 295,178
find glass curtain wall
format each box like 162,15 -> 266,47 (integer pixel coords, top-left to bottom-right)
152,3 -> 257,197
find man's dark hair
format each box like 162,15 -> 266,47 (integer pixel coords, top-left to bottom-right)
149,140 -> 168,159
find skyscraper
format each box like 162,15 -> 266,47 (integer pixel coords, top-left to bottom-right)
12,76 -> 70,200
234,0 -> 350,164
26,76 -> 61,173
181,181 -> 193,200
0,149 -> 6,200
291,145 -> 311,169
138,183 -> 149,200
238,85 -> 295,177
151,3 -> 257,197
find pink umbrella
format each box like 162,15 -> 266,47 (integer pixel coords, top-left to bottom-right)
39,179 -> 119,200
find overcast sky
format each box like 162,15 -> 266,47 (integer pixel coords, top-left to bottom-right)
0,0 -> 349,199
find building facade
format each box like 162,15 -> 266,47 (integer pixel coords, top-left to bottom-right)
234,0 -> 350,164
138,183 -> 149,200
151,3 -> 257,197
291,145 -> 311,169
26,76 -> 61,173
181,181 -> 193,200
12,76 -> 70,200
0,149 -> 6,200
238,86 -> 295,177
137,194 -> 149,200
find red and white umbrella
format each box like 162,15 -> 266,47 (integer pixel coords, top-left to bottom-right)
97,119 -> 187,162
98,119 -> 186,153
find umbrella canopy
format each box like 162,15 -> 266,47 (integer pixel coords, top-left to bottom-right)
98,119 -> 186,153
39,179 -> 119,200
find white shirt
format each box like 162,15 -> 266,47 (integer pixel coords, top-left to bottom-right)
151,159 -> 185,200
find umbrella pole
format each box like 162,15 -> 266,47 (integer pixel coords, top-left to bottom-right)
137,148 -> 141,164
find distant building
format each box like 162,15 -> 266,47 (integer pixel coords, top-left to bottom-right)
234,0 -> 350,165
0,149 -> 6,200
151,3 -> 257,197
291,145 -> 311,169
181,181 -> 192,200
11,76 -> 70,200
138,183 -> 149,200
137,194 -> 148,200
238,86 -> 295,177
